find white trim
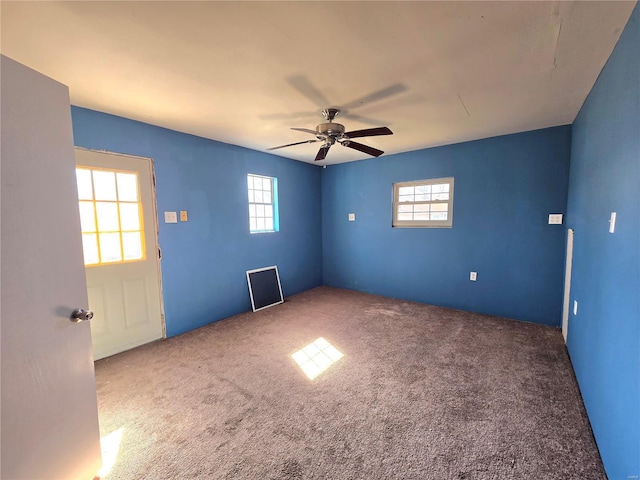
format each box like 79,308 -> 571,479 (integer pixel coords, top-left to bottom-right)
562,228 -> 574,343
246,265 -> 284,312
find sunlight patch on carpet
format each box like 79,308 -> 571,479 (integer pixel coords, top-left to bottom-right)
97,427 -> 124,478
292,337 -> 343,380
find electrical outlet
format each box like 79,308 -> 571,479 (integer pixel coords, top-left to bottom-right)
470,271 -> 477,281
164,211 -> 177,223
348,213 -> 356,222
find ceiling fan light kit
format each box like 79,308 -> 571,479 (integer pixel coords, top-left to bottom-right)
268,108 -> 393,162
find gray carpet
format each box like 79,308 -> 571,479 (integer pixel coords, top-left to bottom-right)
95,287 -> 605,479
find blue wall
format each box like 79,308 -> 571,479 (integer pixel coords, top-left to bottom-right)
322,126 -> 571,326
566,3 -> 640,478
71,12 -> 639,471
71,107 -> 323,337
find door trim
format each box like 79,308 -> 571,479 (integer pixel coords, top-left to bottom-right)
562,228 -> 574,343
149,159 -> 167,338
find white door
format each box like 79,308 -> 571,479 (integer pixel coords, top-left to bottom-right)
1,56 -> 102,479
75,149 -> 164,360
562,228 -> 575,343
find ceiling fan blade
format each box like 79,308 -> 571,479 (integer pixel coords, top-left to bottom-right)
344,141 -> 384,157
345,127 -> 393,139
315,145 -> 331,161
267,139 -> 319,151
259,111 -> 317,121
339,112 -> 389,126
339,84 -> 407,110
287,75 -> 332,109
291,127 -> 321,136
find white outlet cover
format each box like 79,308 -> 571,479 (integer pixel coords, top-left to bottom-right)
548,214 -> 563,225
348,213 -> 356,221
470,272 -> 477,281
164,211 -> 178,223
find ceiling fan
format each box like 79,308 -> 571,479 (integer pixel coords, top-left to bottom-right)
267,108 -> 393,161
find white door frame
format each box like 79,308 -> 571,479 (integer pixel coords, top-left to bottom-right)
76,147 -> 166,350
562,228 -> 574,343
149,158 -> 167,338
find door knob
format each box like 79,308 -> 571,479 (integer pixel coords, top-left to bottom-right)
71,308 -> 94,323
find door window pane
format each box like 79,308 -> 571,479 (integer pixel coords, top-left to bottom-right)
81,233 -> 100,265
122,232 -> 143,260
99,233 -> 122,263
93,171 -> 118,201
116,173 -> 138,202
78,202 -> 96,233
96,202 -> 120,232
76,169 -> 94,200
119,203 -> 140,231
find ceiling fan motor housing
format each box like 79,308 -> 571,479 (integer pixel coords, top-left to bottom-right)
316,122 -> 345,139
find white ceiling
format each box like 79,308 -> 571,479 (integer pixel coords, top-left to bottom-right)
1,1 -> 636,165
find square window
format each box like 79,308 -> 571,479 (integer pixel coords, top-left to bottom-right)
392,177 -> 454,228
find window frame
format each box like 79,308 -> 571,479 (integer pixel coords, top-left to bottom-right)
247,173 -> 279,234
392,177 -> 454,228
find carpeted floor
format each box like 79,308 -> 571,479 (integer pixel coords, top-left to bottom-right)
95,287 -> 605,479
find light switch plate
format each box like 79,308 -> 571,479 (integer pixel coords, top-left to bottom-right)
180,210 -> 188,222
164,211 -> 178,223
348,213 -> 356,222
548,214 -> 563,225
